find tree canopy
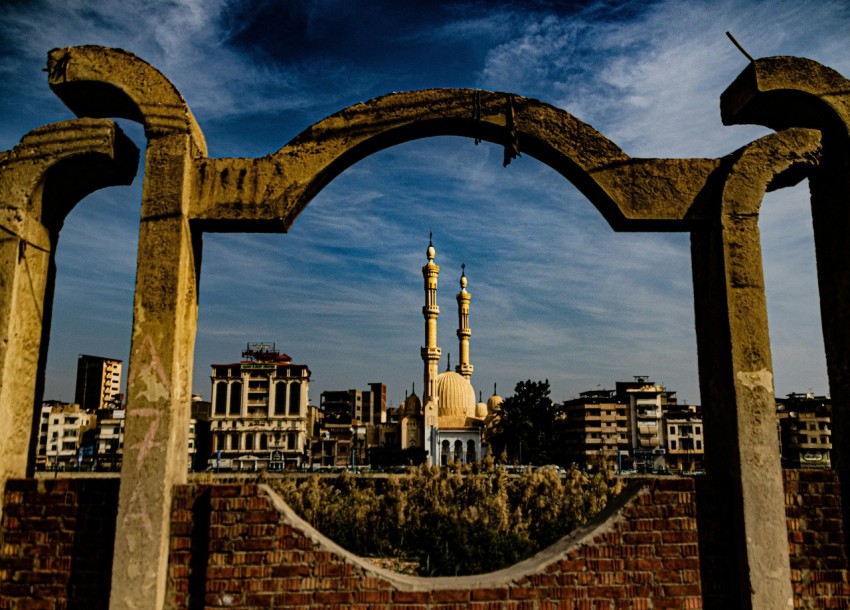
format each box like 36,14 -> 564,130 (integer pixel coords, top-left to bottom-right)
487,379 -> 566,465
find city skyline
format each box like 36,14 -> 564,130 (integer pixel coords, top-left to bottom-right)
1,0 -> 847,406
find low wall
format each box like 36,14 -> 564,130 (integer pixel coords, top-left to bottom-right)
0,472 -> 847,609
167,478 -> 701,609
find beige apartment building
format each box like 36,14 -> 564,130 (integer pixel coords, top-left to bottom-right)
209,343 -> 311,471
664,404 -> 705,473
37,401 -> 95,470
561,389 -> 629,467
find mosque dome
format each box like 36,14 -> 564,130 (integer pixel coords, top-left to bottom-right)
436,371 -> 476,419
475,401 -> 488,419
487,391 -> 503,413
404,392 -> 422,416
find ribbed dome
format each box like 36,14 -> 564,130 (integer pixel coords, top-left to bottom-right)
436,371 -> 476,418
487,393 -> 503,413
475,402 -> 488,419
404,392 -> 422,416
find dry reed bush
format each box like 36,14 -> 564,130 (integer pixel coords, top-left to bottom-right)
271,458 -> 622,576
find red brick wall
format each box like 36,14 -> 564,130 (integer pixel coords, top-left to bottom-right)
784,469 -> 850,605
0,478 -> 119,610
1,473 -> 848,609
167,478 -> 702,609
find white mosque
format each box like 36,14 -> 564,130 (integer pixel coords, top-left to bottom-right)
396,236 -> 503,466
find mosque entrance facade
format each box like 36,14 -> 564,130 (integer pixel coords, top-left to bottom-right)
1,45 -> 850,609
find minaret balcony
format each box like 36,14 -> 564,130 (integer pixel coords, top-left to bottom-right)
456,364 -> 474,376
420,347 -> 442,358
422,305 -> 440,316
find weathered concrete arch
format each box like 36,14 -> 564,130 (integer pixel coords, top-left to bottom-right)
192,88 -> 721,233
0,45 -> 841,610
48,45 -> 207,152
0,118 -> 138,526
722,56 -> 850,564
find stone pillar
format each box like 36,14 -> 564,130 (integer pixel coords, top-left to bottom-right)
0,119 -> 137,526
691,129 -> 820,610
46,46 -> 207,610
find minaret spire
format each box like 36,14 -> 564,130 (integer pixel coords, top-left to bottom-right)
455,263 -> 473,379
421,235 -> 441,405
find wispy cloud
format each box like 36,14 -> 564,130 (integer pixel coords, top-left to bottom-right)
0,0 -> 844,403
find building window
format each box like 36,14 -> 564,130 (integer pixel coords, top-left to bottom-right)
454,440 -> 463,464
275,382 -> 287,415
287,432 -> 296,450
229,433 -> 239,451
671,440 -> 677,450
466,439 -> 476,463
229,382 -> 242,415
245,434 -> 254,451
670,425 -> 676,435
215,383 -> 227,415
260,434 -> 268,450
289,382 -> 301,416
441,440 -> 450,466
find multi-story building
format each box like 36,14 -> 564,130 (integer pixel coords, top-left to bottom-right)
39,402 -> 96,470
562,378 -> 701,473
561,389 -> 629,468
618,377 -> 677,472
663,404 -> 705,473
189,395 -> 212,472
209,343 -> 311,471
74,354 -> 122,411
314,383 -> 386,468
777,392 -> 832,469
95,409 -> 125,471
320,383 -> 386,426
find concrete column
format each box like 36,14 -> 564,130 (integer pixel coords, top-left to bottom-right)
690,129 -> 820,610
44,45 -> 208,610
113,132 -> 202,610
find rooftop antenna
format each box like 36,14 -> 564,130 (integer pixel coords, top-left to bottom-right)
726,31 -> 754,63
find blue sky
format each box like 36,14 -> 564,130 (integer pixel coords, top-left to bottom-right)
1,0 -> 847,407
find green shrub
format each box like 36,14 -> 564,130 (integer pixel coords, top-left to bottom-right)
271,460 -> 621,576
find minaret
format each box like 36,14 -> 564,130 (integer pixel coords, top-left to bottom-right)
455,264 -> 473,379
421,234 -> 441,404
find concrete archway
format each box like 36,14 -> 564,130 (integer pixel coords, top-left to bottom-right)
0,44 -> 838,609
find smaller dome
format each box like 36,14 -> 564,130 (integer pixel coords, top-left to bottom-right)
487,393 -> 503,413
404,392 -> 422,416
475,401 -> 488,419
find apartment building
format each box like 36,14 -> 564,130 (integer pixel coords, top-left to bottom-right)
38,402 -> 95,470
777,392 -> 832,469
209,343 -> 311,471
618,377 -> 677,472
74,354 -> 122,411
664,404 -> 705,473
561,389 -> 629,467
